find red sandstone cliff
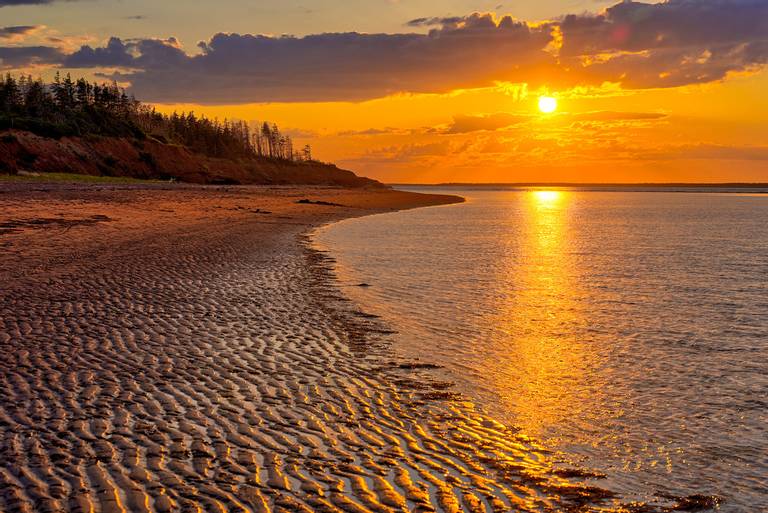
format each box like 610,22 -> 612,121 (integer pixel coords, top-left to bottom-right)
0,130 -> 382,187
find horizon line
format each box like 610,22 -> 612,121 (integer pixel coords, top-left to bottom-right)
388,182 -> 768,187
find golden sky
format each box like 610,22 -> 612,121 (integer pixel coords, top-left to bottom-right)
157,71 -> 768,183
1,1 -> 767,183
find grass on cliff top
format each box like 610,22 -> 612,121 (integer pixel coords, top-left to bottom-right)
0,172 -> 166,184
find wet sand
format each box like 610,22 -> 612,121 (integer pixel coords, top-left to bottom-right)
1,183 -> 628,513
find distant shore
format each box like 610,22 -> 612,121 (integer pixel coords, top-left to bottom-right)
394,182 -> 768,188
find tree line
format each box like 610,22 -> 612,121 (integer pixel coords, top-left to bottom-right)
0,73 -> 312,162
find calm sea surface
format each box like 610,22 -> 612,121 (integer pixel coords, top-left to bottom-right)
314,187 -> 768,511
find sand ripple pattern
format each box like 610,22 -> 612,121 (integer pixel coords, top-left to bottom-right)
1,217 -> 621,513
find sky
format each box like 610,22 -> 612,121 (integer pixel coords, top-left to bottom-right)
1,0 -> 767,183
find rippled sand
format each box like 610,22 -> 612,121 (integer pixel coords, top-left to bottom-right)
1,184 -> 663,513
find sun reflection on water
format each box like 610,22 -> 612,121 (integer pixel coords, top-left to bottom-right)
488,190 -> 598,442
532,189 -> 562,204
315,189 -> 768,509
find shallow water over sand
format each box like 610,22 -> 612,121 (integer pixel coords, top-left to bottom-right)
315,187 -> 768,511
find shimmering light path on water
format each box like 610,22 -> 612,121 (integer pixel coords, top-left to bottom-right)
315,188 -> 768,511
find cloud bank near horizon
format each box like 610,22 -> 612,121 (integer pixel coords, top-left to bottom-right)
1,0 -> 767,103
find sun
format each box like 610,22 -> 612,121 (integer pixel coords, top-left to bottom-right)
538,96 -> 558,114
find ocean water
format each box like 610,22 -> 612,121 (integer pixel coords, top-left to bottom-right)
314,187 -> 768,511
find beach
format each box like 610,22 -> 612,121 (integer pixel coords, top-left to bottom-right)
2,183 -> 648,513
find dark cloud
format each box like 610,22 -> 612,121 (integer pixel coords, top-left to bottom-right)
561,0 -> 768,55
64,37 -> 186,69
65,13 -> 553,103
0,45 -> 63,68
47,1 -> 768,103
64,37 -> 139,68
559,0 -> 768,87
0,25 -> 41,39
406,16 -> 465,28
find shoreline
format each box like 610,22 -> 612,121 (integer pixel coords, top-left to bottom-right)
1,183 -> 686,512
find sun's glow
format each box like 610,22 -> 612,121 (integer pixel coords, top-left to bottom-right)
533,190 -> 561,203
538,96 -> 558,113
